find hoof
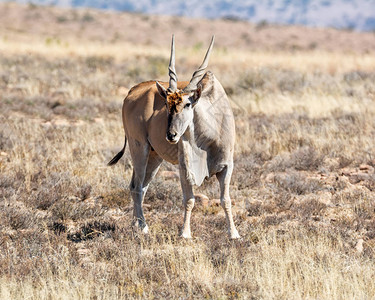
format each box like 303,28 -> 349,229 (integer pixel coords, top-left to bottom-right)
180,232 -> 192,239
141,225 -> 149,234
132,222 -> 149,234
229,230 -> 241,240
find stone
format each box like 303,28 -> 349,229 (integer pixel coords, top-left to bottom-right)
355,239 -> 364,254
160,170 -> 179,180
194,193 -> 209,207
359,164 -> 374,173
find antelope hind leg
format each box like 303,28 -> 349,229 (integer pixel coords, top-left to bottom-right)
179,172 -> 195,239
216,165 -> 240,239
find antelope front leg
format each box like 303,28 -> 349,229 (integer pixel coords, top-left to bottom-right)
129,170 -> 149,234
130,184 -> 148,233
217,166 -> 240,239
179,175 -> 195,239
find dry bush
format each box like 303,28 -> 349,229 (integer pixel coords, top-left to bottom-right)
233,153 -> 263,190
0,204 -> 35,230
266,146 -> 324,173
247,201 -> 264,217
292,196 -> 327,220
290,146 -> 324,171
50,197 -> 105,221
363,174 -> 375,191
100,188 -> 132,209
146,177 -> 181,205
353,193 -> 375,220
271,172 -> 323,195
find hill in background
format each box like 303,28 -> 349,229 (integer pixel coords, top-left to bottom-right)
6,0 -> 375,31
0,2 -> 374,54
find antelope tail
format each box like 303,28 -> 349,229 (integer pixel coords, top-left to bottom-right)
107,136 -> 127,166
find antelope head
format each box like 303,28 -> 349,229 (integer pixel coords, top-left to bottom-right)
156,35 -> 214,144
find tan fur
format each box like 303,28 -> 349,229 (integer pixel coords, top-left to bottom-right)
166,92 -> 186,114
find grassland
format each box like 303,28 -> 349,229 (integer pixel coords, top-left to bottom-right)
1,2 -> 375,299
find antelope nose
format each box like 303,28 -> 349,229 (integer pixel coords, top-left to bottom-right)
166,131 -> 177,141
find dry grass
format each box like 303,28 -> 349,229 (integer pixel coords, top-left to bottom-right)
1,3 -> 375,300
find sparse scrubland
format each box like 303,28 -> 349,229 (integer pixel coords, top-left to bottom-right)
1,2 -> 375,299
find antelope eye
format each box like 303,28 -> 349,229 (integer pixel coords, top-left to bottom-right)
185,103 -> 191,108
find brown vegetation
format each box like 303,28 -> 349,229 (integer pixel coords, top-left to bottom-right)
1,2 -> 375,299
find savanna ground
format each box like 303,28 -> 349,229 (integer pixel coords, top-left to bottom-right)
1,2 -> 375,299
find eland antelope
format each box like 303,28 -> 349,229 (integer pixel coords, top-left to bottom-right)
108,36 -> 240,239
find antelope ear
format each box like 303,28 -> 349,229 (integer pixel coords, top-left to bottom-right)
156,81 -> 168,100
192,71 -> 214,105
192,85 -> 202,104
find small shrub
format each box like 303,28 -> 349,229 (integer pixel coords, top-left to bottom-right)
277,70 -> 305,92
50,198 -> 105,221
247,201 -> 264,217
81,12 -> 95,22
338,155 -> 353,168
364,174 -> 375,192
256,20 -> 268,30
95,239 -> 120,261
147,177 -> 181,207
272,172 -> 323,195
33,189 -> 60,210
354,195 -> 375,220
292,197 -> 327,219
343,71 -> 370,83
101,189 -> 131,209
233,154 -> 262,189
0,205 -> 35,230
263,214 -> 284,226
85,55 -> 114,69
79,183 -> 92,200
56,15 -> 68,23
290,146 -> 324,171
147,56 -> 169,78
240,70 -> 265,90
266,147 -> 323,172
